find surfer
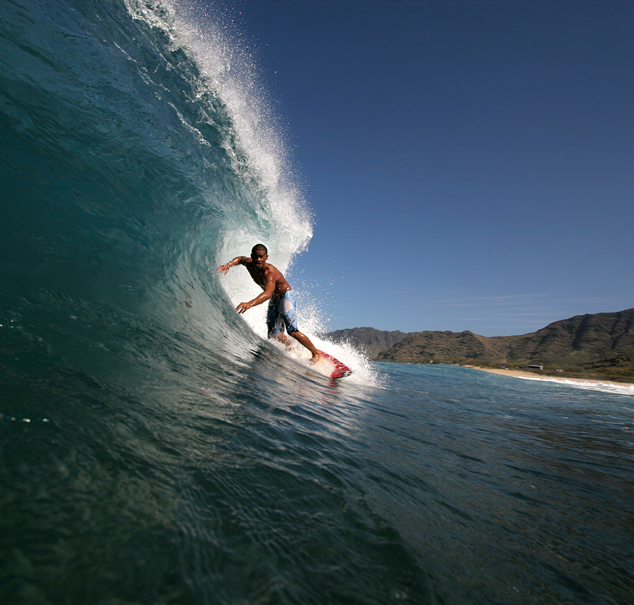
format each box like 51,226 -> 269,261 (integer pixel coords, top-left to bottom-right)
217,244 -> 323,363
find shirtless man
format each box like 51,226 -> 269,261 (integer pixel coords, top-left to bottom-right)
217,244 -> 323,363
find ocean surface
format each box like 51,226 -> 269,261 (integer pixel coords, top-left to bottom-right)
2,1 -> 634,603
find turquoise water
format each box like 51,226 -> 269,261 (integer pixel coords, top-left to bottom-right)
2,1 -> 634,603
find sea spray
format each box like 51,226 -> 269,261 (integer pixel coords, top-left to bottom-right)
124,0 -> 314,260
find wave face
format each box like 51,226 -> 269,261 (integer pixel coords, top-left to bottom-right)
0,0 -> 314,372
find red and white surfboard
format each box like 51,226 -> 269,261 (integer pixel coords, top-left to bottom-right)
317,350 -> 352,379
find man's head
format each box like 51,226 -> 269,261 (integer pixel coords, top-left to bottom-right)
251,244 -> 268,256
251,244 -> 268,268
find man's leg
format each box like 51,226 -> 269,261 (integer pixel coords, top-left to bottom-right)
289,330 -> 323,363
275,292 -> 322,363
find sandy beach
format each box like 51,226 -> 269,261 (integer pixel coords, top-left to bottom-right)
465,365 -> 634,389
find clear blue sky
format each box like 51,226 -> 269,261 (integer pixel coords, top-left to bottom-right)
230,0 -> 634,335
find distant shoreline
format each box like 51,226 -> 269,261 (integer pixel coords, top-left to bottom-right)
465,365 -> 634,388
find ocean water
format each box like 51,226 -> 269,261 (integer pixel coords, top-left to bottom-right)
2,1 -> 634,603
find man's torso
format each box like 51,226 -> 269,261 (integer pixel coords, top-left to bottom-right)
245,260 -> 291,297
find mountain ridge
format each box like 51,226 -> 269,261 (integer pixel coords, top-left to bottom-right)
325,327 -> 414,360
327,308 -> 634,381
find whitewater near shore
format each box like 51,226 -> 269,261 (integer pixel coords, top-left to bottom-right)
467,365 -> 634,395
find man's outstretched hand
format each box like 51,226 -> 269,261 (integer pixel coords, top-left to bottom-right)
236,302 -> 252,314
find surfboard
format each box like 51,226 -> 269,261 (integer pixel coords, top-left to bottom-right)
317,350 -> 352,379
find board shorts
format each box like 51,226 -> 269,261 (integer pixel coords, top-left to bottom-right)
267,290 -> 299,337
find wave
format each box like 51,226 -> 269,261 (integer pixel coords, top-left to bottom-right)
516,376 -> 634,397
0,0 -> 376,391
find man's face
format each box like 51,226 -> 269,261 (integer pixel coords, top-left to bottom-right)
251,250 -> 268,268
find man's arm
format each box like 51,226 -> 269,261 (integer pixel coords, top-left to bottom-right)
217,256 -> 247,274
236,269 -> 276,314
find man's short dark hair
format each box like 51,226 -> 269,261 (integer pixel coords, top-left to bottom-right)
252,244 -> 268,255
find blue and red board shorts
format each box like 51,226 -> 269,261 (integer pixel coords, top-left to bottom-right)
267,291 -> 299,337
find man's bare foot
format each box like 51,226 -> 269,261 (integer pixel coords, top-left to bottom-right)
288,331 -> 323,363
309,351 -> 323,365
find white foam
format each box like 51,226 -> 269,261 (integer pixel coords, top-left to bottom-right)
275,336 -> 385,388
517,376 -> 634,397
